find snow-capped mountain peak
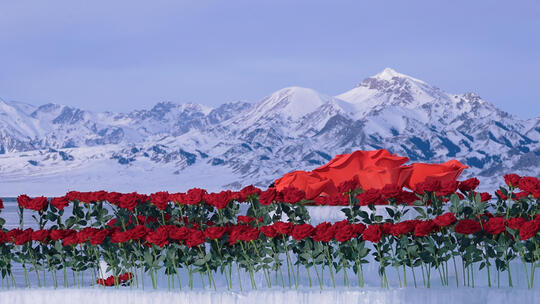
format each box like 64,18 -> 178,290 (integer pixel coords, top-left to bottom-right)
256,86 -> 333,120
372,67 -> 427,84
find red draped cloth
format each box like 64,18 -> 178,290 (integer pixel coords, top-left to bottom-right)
274,149 -> 468,199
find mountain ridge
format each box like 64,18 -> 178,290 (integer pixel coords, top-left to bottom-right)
1,69 -> 538,195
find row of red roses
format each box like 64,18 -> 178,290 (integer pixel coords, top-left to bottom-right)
2,214 -> 538,249
8,175 -> 539,213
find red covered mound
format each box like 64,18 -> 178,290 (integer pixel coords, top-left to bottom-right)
274,149 -> 468,199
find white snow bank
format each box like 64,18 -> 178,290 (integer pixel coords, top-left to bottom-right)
1,287 -> 538,304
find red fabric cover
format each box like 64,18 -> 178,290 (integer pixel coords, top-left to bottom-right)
274,149 -> 468,199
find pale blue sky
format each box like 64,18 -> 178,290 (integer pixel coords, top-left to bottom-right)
0,0 -> 539,118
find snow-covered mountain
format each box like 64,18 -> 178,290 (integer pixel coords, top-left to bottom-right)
1,68 -> 538,196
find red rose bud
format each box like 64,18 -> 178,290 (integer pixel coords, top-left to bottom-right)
458,178 -> 480,192
495,189 -> 508,200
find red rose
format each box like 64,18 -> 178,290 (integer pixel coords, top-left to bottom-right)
50,196 -> 70,210
507,217 -> 527,230
105,192 -> 123,205
414,220 -> 437,237
18,195 -> 48,211
119,193 -> 141,211
484,217 -> 506,235
351,223 -> 366,235
356,189 -> 382,206
363,225 -> 382,243
150,191 -> 170,210
237,215 -> 257,224
89,230 -> 110,245
186,188 -> 207,205
229,225 -> 260,244
433,213 -> 457,227
111,231 -> 131,243
0,198 -> 3,209
381,184 -> 401,199
396,191 -> 419,205
146,227 -> 169,247
504,174 -> 521,188
390,220 -> 417,236
62,234 -> 79,246
204,227 -> 226,240
185,230 -> 205,247
238,185 -> 262,202
14,229 -> 33,245
280,187 -> 305,204
381,222 -> 394,235
291,224 -> 314,241
259,188 -> 277,205
337,179 -> 359,194
76,227 -> 99,243
479,192 -> 492,202
519,220 -> 540,240
241,227 -> 260,242
334,224 -> 356,242
415,180 -> 441,195
260,225 -> 278,238
454,219 -> 481,234
32,229 -> 49,242
458,178 -> 480,192
273,221 -> 293,235
49,229 -> 75,241
169,226 -> 190,241
312,222 -> 334,242
128,225 -> 149,241
513,191 -> 530,200
518,176 -> 540,195
204,191 -> 234,209
437,180 -> 459,196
